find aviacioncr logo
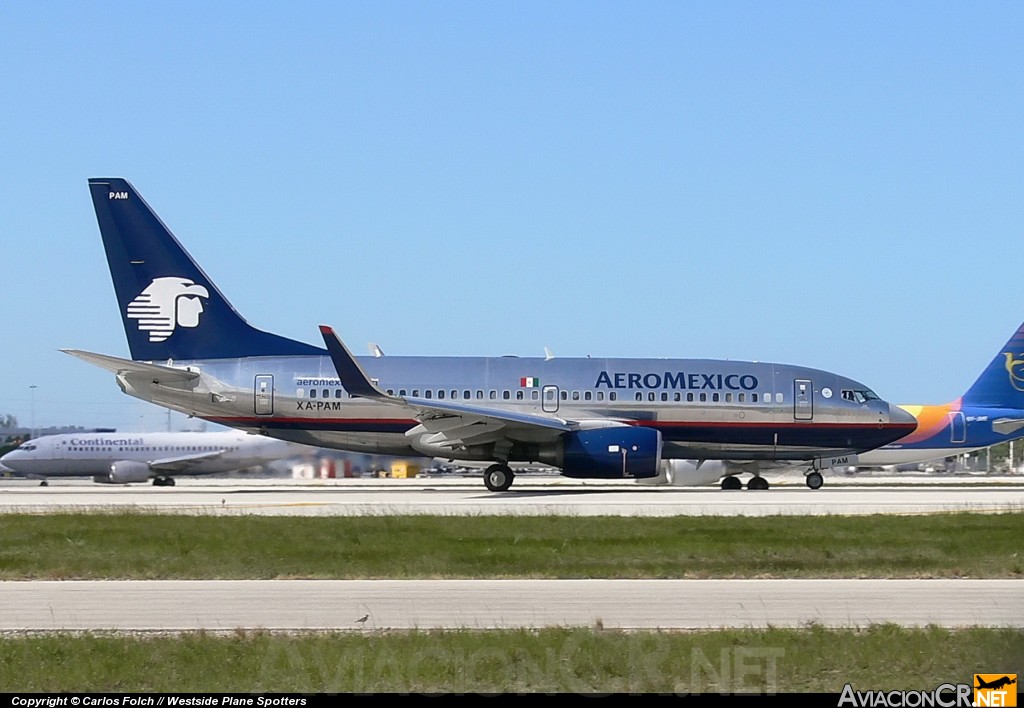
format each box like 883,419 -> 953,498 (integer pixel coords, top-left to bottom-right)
127,277 -> 210,342
1003,352 -> 1024,392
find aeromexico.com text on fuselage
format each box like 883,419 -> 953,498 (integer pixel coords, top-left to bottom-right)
295,371 -> 761,392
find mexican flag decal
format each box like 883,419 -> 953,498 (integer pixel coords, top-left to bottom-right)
520,377 -> 539,387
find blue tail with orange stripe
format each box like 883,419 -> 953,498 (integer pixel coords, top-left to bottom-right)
961,322 -> 1024,408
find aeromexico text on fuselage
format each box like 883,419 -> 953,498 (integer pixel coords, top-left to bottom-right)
295,371 -> 762,392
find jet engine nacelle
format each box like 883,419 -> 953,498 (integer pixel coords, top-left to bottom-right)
559,427 -> 662,479
102,460 -> 152,484
635,459 -> 727,487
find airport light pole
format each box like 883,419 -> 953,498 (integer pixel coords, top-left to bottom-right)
29,385 -> 37,440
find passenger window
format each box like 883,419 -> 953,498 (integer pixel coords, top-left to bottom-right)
597,392 -> 604,401
661,392 -> 668,402
438,390 -> 445,399
610,392 -> 617,401
297,388 -> 305,398
336,390 -> 343,398
648,392 -> 655,402
503,391 -> 510,400
400,389 -> 407,396
476,390 -> 484,399
464,390 -> 471,400
572,391 -> 580,401
516,390 -> 524,400
532,390 -> 539,400
776,393 -> 783,403
712,393 -> 720,402
725,393 -> 732,402
584,391 -> 592,401
687,393 -> 694,402
310,389 -> 317,399
424,390 -> 432,399
412,390 -> 420,397
752,393 -> 759,403
699,393 -> 707,402
635,393 -> 643,401
560,391 -> 568,400
323,389 -> 329,399
451,390 -> 457,399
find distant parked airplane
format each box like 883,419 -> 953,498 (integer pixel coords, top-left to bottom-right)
0,430 -> 309,486
64,178 -> 916,492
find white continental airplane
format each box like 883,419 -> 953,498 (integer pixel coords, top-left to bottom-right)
0,430 -> 309,486
63,178 -> 917,492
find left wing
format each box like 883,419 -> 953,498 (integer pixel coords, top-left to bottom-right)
318,326 -> 601,453
149,450 -> 225,473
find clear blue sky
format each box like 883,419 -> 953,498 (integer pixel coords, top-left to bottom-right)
2,2 -> 1023,433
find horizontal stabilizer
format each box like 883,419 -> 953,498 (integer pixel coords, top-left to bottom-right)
61,349 -> 200,383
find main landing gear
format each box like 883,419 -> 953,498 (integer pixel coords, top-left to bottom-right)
721,470 -> 826,490
720,475 -> 770,490
152,476 -> 176,487
483,464 -> 515,492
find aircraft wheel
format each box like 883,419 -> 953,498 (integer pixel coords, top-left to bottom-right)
721,475 -> 742,490
39,480 -> 48,487
805,471 -> 824,490
483,464 -> 514,492
747,476 -> 770,490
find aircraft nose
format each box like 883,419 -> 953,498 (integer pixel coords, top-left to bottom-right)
889,404 -> 918,432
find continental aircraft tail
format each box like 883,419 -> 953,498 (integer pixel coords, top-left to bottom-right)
960,321 -> 1024,409
87,178 -> 324,361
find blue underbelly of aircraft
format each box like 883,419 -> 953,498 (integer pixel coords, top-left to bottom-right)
208,416 -> 908,451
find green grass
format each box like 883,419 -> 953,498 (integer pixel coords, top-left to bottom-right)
0,511 -> 1020,579
0,625 -> 1020,693
1,512 -> 1020,693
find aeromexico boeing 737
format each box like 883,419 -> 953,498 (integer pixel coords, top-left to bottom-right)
64,178 -> 916,492
0,430 -> 307,486
854,318 -> 1024,470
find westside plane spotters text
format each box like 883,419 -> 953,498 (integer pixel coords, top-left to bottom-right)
64,178 -> 917,492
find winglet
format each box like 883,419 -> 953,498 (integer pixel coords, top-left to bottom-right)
319,326 -> 390,399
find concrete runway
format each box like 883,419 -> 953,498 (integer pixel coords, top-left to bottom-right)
1,579 -> 1020,631
1,474 -> 1020,633
0,473 -> 1022,516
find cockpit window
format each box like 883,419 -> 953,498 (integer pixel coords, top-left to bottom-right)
841,389 -> 880,404
18,443 -> 35,451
